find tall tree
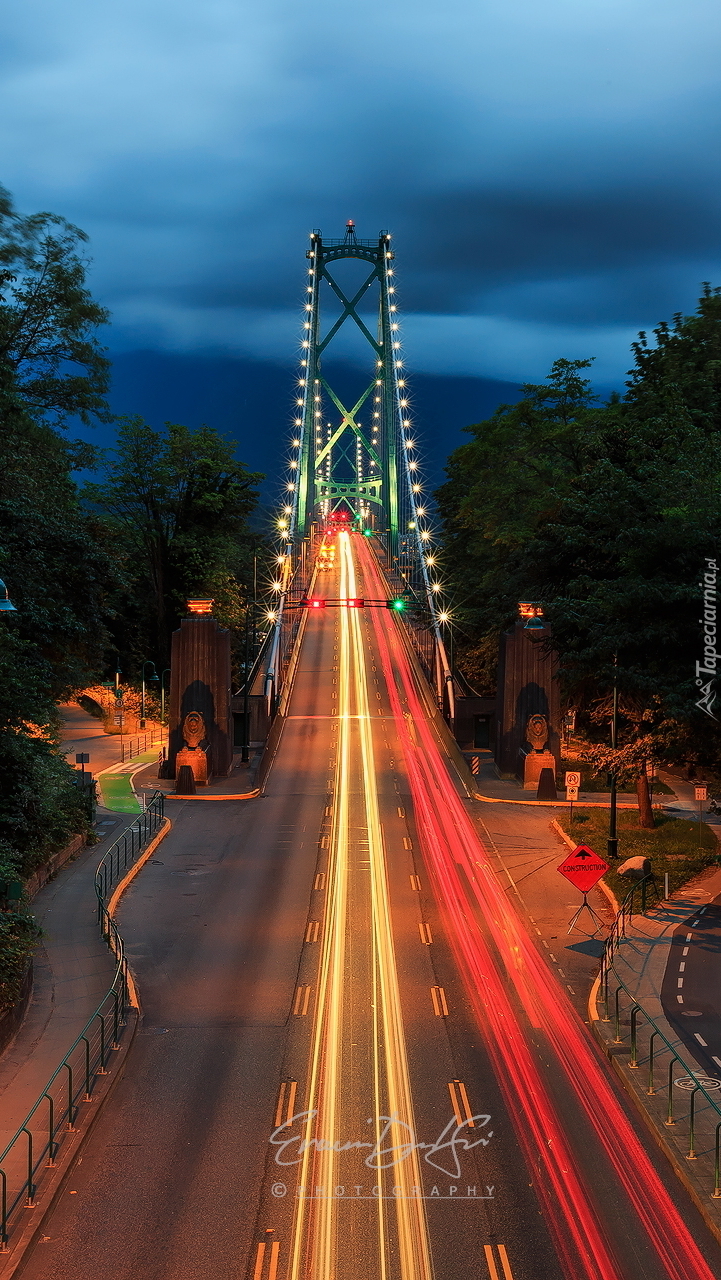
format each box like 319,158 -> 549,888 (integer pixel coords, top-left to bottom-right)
85,417 -> 264,671
435,359 -> 598,691
0,186 -> 110,428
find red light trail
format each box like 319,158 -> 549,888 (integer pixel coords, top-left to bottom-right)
360,538 -> 715,1280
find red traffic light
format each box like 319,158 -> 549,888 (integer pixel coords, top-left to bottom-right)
346,598 -> 365,608
301,598 -> 326,609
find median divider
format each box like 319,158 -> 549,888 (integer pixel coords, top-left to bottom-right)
0,793 -> 169,1272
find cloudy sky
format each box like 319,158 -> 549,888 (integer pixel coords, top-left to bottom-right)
3,0 -> 721,482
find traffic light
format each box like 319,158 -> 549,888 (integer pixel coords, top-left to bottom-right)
301,598 -> 326,609
346,598 -> 365,608
386,598 -> 406,611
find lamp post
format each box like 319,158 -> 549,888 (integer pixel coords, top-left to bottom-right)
608,653 -> 619,860
242,603 -> 251,763
160,668 -> 171,726
140,661 -> 158,729
0,579 -> 16,612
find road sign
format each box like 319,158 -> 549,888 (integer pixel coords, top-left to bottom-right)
695,786 -> 708,801
557,845 -> 609,893
566,786 -> 579,801
565,771 -> 581,788
75,753 -> 90,764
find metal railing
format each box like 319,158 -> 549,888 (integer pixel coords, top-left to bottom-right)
120,728 -> 166,763
599,877 -> 721,1197
0,793 -> 165,1250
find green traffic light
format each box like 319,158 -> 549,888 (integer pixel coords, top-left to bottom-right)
386,598 -> 406,611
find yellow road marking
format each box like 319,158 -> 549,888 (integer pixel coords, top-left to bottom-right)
305,921 -> 320,943
274,1080 -> 298,1129
447,1080 -> 474,1128
430,986 -> 449,1016
293,985 -> 311,1016
418,922 -> 433,945
498,1243 -> 514,1279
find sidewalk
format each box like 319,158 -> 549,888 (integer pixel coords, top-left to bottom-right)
591,867 -> 721,1238
0,812 -> 134,1142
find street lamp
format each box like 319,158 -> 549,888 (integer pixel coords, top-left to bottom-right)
608,654 -> 619,860
140,661 -> 158,729
0,579 -> 16,612
160,668 -> 171,726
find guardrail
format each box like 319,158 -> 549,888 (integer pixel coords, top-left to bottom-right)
599,876 -> 721,1197
0,793 -> 165,1251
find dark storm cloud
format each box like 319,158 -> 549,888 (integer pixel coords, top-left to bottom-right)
2,0 -> 721,381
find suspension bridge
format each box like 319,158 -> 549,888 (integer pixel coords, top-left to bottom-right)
262,221 -> 454,727
5,227 -> 719,1280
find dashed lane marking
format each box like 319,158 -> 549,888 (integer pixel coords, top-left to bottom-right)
274,1080 -> 297,1128
293,985 -> 311,1016
448,1080 -> 475,1128
430,986 -> 449,1016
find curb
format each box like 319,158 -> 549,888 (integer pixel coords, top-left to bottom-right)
0,817 -> 171,1275
165,790 -> 260,802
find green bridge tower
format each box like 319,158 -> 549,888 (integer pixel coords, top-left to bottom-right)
292,222 -> 407,554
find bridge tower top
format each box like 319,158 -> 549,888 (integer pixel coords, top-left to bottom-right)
276,227 -> 444,623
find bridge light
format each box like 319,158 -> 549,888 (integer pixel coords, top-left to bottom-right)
386,598 -> 406,611
296,399 -> 303,406
408,461 -> 418,470
398,379 -> 406,387
283,505 -> 292,513
276,555 -> 286,565
294,417 -> 302,425
272,580 -> 282,591
286,483 -> 294,492
290,461 -> 298,469
425,555 -> 436,566
302,341 -> 309,347
431,582 -> 442,592
420,530 -> 431,541
438,611 -> 450,624
292,439 -> 300,446
416,507 -> 426,516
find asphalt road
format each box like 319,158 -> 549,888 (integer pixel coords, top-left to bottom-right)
19,535 -> 721,1280
661,902 -> 721,1078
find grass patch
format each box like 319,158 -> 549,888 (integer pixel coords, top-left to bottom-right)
558,808 -> 720,900
558,757 -> 674,795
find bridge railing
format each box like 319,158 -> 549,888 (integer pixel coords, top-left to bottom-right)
263,529 -> 322,717
372,536 -> 454,720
